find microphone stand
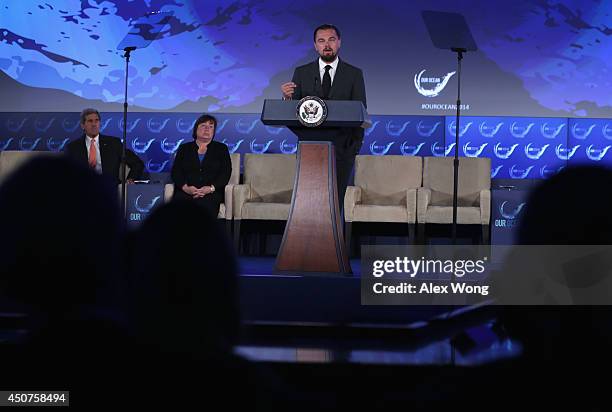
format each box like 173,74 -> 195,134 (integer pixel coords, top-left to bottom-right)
120,46 -> 136,220
451,47 -> 466,245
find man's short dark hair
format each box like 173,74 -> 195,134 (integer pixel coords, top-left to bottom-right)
313,24 -> 341,41
192,114 -> 218,140
80,108 -> 100,125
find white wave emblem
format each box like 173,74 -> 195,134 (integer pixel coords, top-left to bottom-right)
414,70 -> 456,98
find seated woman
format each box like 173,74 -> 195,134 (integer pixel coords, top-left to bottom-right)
171,114 -> 232,217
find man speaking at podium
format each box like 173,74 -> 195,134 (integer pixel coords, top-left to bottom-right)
281,23 -> 367,204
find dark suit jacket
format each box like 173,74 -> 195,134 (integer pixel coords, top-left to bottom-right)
171,140 -> 231,196
290,59 -> 367,151
65,135 -> 145,184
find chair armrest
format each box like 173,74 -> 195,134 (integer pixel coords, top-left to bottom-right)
479,189 -> 491,224
164,183 -> 174,203
405,188 -> 417,223
223,184 -> 235,220
417,187 -> 432,223
232,184 -> 251,220
344,186 -> 362,222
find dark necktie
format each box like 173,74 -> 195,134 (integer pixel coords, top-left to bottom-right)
322,65 -> 332,99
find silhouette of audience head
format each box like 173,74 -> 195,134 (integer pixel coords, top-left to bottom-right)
518,165 -> 612,245
0,156 -> 125,332
129,200 -> 240,355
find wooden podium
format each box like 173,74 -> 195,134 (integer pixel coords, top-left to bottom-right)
261,99 -> 370,274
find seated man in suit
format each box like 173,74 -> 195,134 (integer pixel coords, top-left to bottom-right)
65,108 -> 146,184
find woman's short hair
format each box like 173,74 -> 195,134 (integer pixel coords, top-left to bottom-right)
192,114 -> 217,140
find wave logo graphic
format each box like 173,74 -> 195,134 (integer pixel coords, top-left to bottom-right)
221,139 -> 244,154
571,123 -> 597,140
447,121 -> 473,137
236,118 -> 259,134
134,194 -> 162,213
369,141 -> 395,156
34,118 -> 55,133
462,142 -> 488,157
118,118 -> 141,133
540,164 -> 559,179
385,120 -> 410,137
176,118 -> 196,134
509,122 -> 535,138
555,144 -> 580,160
265,125 -> 285,135
0,138 -> 14,151
250,138 -> 274,154
19,137 -> 41,151
146,159 -> 170,173
6,118 -> 28,133
509,165 -> 534,179
400,141 -> 426,156
365,120 -> 380,136
160,138 -> 185,154
491,165 -> 503,178
131,138 -> 156,154
602,124 -> 612,140
100,117 -> 113,132
493,143 -> 520,159
586,145 -> 612,161
414,69 -> 456,97
499,201 -> 526,220
431,142 -> 456,157
478,121 -> 504,138
61,118 -> 81,133
416,121 -> 441,137
279,139 -> 297,154
46,137 -> 70,152
146,118 -> 170,133
540,123 -> 566,139
524,143 -> 550,160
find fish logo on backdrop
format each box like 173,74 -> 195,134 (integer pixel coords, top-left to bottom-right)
555,144 -> 580,160
509,165 -> 534,179
6,117 -> 28,133
431,142 -> 456,157
540,123 -> 566,139
478,121 -> 504,138
0,138 -> 14,151
61,117 -> 81,133
400,141 -> 426,156
147,117 -> 170,133
462,142 -> 488,157
176,118 -> 196,134
46,137 -> 70,152
365,120 -> 380,136
586,145 -> 612,162
160,138 -> 185,154
118,118 -> 141,134
134,194 -> 162,214
235,118 -> 259,134
491,165 -> 503,178
146,159 -> 170,173
510,122 -> 535,139
414,69 -> 456,97
385,120 -> 410,137
447,121 -> 473,137
250,138 -> 274,154
131,138 -> 156,154
495,200 -> 526,228
494,143 -> 520,160
602,124 -> 612,140
571,123 -> 597,140
279,139 -> 298,154
416,121 -> 441,137
19,137 -> 41,151
524,143 -> 550,160
221,139 -> 245,154
34,117 -> 55,133
369,141 -> 395,156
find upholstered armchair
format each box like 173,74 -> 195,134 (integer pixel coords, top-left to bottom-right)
232,153 -> 297,251
344,155 -> 422,249
417,156 -> 491,243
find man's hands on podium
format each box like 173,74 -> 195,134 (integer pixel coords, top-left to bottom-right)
281,82 -> 296,100
182,184 -> 214,199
